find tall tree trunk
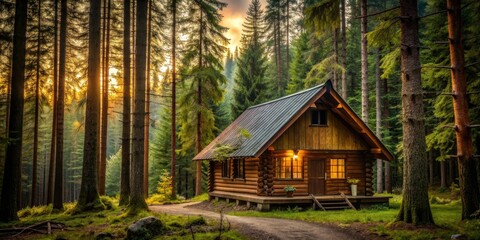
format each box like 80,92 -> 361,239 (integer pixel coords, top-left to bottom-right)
383,74 -> 391,193
341,0 -> 347,99
360,0 -> 368,124
120,0 -> 131,207
195,9 -> 203,196
76,0 -> 102,212
129,0 -> 148,211
396,0 -> 434,225
48,0 -> 59,205
447,0 -> 480,220
441,160 -> 446,188
375,48 -> 383,193
428,152 -> 433,186
130,0 -> 136,172
277,10 -> 283,93
332,29 -> 338,88
53,0 -> 67,211
274,21 -> 280,90
448,158 -> 455,185
0,0 -> 28,222
98,0 -> 111,196
32,0 -> 42,207
171,0 -> 177,199
285,0 -> 290,83
144,0 -> 152,197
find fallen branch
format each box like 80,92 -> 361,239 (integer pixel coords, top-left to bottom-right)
0,221 -> 65,238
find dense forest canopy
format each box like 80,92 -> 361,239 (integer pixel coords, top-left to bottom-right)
0,0 -> 479,223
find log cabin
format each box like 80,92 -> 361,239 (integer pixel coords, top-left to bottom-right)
193,81 -> 394,211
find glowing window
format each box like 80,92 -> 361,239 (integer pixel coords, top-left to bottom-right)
330,159 -> 345,179
275,157 -> 303,179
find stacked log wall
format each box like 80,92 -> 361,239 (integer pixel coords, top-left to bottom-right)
257,153 -> 274,196
212,158 -> 259,194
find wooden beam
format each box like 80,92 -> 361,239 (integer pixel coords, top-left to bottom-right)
370,148 -> 382,154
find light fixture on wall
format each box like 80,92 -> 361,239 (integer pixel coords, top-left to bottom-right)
293,149 -> 299,160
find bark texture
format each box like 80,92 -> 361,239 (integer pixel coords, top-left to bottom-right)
144,0 -> 152,197
360,0 -> 368,124
32,0 -> 42,207
48,0 -> 59,205
130,0 -> 148,211
340,0 -> 347,99
195,10 -> 203,196
171,0 -> 177,199
98,0 -> 111,196
76,0 -> 102,212
120,0 -> 131,206
0,0 -> 28,222
375,48 -> 383,193
396,0 -> 434,225
447,0 -> 480,220
53,0 -> 67,210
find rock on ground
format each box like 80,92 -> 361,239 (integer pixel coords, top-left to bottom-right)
126,216 -> 164,240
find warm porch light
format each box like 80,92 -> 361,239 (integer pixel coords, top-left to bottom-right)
293,149 -> 299,160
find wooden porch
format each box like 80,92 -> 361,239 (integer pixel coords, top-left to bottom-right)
209,191 -> 392,211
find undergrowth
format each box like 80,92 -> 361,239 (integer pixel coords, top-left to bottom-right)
2,196 -> 241,239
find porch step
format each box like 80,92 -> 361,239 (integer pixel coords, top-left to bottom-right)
310,193 -> 357,211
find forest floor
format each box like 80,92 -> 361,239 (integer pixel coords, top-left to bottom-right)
150,202 -> 363,240
0,197 -> 244,240
149,188 -> 480,240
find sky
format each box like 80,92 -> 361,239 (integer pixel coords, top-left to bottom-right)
220,0 -> 267,53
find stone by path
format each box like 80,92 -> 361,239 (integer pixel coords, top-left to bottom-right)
150,202 -> 363,240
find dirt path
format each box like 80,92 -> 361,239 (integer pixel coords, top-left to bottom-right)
150,202 -> 363,240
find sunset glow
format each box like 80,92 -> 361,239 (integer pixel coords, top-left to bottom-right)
220,0 -> 267,53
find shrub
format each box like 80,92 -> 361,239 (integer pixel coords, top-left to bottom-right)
18,205 -> 53,218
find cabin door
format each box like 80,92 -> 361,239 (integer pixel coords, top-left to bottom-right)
308,159 -> 326,195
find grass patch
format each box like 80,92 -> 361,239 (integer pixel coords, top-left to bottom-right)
231,192 -> 479,239
189,193 -> 209,202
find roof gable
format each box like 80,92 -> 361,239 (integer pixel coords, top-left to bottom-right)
194,81 -> 394,161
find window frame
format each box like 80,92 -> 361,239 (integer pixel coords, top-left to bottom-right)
221,159 -> 231,178
274,157 -> 304,180
310,109 -> 328,126
233,158 -> 245,179
329,158 -> 346,179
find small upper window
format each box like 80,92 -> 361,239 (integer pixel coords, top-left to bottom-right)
311,109 -> 327,126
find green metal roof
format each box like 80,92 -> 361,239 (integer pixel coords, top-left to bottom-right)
193,83 -> 327,160
193,80 -> 394,161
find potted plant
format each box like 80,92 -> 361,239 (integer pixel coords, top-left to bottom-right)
347,178 -> 360,196
284,185 -> 296,197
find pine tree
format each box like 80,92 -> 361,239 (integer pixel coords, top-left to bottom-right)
31,0 -> 42,207
178,0 -> 227,196
446,0 -> 479,220
129,0 -> 148,211
75,0 -> 103,212
120,0 -> 131,207
53,0 -> 68,210
265,0 -> 284,95
396,0 -> 434,225
304,0 -> 347,96
287,32 -> 312,94
0,0 -> 28,222
231,0 -> 268,118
